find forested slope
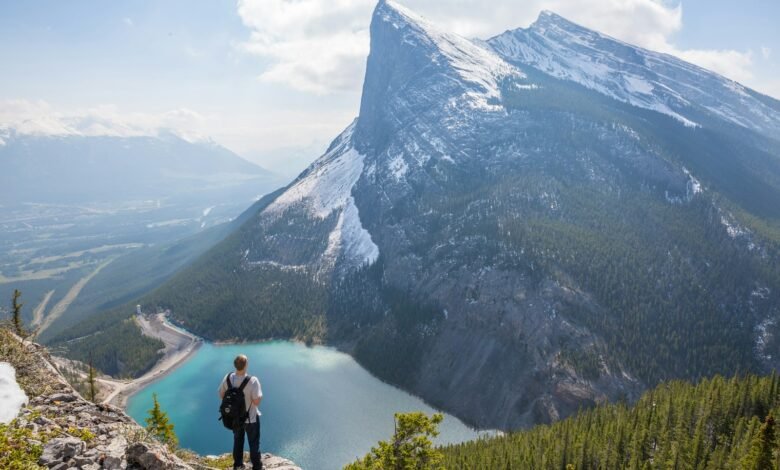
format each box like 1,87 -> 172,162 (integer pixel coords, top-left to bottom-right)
443,374 -> 780,469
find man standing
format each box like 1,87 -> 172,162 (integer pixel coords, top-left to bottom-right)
218,354 -> 263,469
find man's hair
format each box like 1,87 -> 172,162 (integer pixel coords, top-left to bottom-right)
234,354 -> 248,371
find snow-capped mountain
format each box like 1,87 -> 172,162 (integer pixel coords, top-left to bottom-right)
123,1 -> 780,431
488,11 -> 780,135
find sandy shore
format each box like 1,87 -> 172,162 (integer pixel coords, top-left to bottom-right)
98,313 -> 203,408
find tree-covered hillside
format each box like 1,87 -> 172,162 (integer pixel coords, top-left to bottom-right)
45,308 -> 164,378
442,373 -> 780,469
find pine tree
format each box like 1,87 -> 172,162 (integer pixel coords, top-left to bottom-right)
11,289 -> 24,337
690,413 -> 707,467
441,375 -> 780,469
87,355 -> 97,403
145,393 -> 178,448
345,412 -> 445,469
744,414 -> 776,470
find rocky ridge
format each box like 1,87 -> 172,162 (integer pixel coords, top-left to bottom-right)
1,331 -> 299,470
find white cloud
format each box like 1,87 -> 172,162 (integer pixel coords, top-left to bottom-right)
751,79 -> 780,101
674,48 -> 753,82
236,0 -> 755,93
123,17 -> 134,27
237,0 -> 372,94
0,99 -> 209,142
768,82 -> 780,100
0,98 -> 351,174
762,46 -> 772,60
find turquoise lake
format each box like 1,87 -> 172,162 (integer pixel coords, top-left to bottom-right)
126,341 -> 490,469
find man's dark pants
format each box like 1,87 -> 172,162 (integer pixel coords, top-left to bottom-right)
233,419 -> 261,469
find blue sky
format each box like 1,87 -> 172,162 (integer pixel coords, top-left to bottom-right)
0,0 -> 778,176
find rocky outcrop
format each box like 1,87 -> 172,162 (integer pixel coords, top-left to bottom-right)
2,333 -> 300,470
16,372 -> 191,470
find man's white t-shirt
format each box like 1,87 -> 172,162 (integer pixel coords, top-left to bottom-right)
218,372 -> 263,423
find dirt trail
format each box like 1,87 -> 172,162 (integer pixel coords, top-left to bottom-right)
37,258 -> 114,335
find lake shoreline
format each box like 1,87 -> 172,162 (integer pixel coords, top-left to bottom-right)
115,315 -> 313,411
102,313 -> 203,409
120,316 -> 495,439
124,340 -> 494,470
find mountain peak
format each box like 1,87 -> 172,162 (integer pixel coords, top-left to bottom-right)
488,10 -> 780,135
537,10 -> 565,22
374,0 -> 449,31
375,0 -> 428,27
530,10 -> 590,36
356,0 -> 522,151
371,0 -> 519,93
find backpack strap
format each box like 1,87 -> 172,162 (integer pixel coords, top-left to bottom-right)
238,376 -> 251,392
225,373 -> 234,390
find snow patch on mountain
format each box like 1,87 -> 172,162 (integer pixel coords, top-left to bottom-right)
718,210 -> 760,252
488,24 -> 698,128
756,317 -> 776,362
683,167 -> 703,196
267,125 -> 362,219
623,76 -> 654,96
388,154 -> 409,181
721,215 -> 751,240
380,1 -> 522,111
665,167 -> 704,205
265,123 -> 379,267
324,196 -> 380,267
752,287 -> 771,300
488,11 -> 780,135
0,363 -> 27,424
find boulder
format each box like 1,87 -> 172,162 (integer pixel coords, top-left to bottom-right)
72,454 -> 96,467
39,437 -> 85,467
126,442 -> 190,470
48,393 -> 78,403
35,415 -> 54,426
262,453 -> 303,469
97,435 -> 127,470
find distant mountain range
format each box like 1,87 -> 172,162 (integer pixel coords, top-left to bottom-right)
0,132 -> 274,204
55,0 -> 780,431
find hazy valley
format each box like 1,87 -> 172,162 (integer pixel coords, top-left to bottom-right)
0,133 -> 283,340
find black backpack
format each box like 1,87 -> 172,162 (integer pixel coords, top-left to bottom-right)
219,374 -> 250,431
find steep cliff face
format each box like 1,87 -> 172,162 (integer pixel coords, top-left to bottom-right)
130,0 -> 780,431
340,5 -> 645,429
0,330 -> 300,470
